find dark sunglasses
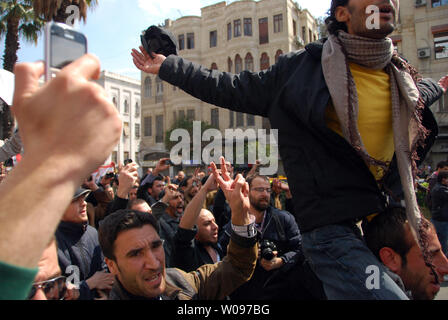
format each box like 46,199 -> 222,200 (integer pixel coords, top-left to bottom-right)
27,276 -> 67,300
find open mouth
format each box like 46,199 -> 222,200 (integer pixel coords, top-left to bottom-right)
378,4 -> 394,16
144,273 -> 161,285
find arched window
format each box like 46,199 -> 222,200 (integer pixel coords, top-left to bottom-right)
227,57 -> 233,73
135,102 -> 140,118
275,50 -> 283,63
112,97 -> 118,110
144,77 -> 152,98
235,54 -> 242,73
260,52 -> 270,70
211,63 -> 218,70
123,99 -> 129,114
244,53 -> 254,71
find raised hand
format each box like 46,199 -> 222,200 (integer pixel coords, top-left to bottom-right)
161,184 -> 179,203
153,157 -> 171,176
116,163 -> 139,199
131,46 -> 166,75
439,75 -> 448,94
211,157 -> 251,226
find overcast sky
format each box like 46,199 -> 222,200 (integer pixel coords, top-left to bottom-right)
0,0 -> 331,79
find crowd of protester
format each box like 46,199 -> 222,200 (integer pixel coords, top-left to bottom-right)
3,0 -> 448,302
3,148 -> 448,300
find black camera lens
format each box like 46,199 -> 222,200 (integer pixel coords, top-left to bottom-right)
260,239 -> 277,261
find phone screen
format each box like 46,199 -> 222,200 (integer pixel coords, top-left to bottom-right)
51,31 -> 87,69
45,22 -> 87,81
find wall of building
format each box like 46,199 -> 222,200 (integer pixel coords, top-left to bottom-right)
140,0 -> 319,172
392,0 -> 448,167
96,71 -> 142,167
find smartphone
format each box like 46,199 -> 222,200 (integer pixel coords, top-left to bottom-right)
45,22 -> 88,81
165,159 -> 175,166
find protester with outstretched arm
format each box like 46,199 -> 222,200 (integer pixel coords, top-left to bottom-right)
132,18 -> 447,299
0,55 -> 122,300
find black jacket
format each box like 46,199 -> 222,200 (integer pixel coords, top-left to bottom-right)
159,39 -> 442,232
212,188 -> 231,238
431,183 -> 448,221
152,202 -> 181,268
172,226 -> 225,272
55,221 -> 108,300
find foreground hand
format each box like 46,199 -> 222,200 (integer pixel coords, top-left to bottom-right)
131,46 -> 166,75
12,55 -> 122,185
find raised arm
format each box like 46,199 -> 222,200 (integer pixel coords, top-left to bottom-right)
179,174 -> 217,230
131,46 -> 281,117
0,55 -> 122,270
180,157 -> 257,299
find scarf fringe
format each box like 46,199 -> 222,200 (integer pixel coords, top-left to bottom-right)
392,53 -> 431,179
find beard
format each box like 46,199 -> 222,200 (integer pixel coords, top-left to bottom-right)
250,197 -> 270,212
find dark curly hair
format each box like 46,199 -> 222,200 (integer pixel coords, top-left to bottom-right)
98,209 -> 159,260
325,0 -> 349,35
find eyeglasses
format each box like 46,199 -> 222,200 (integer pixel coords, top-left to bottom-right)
252,187 -> 272,193
27,276 -> 67,300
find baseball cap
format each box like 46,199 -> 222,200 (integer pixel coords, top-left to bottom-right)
73,187 -> 91,200
0,69 -> 15,106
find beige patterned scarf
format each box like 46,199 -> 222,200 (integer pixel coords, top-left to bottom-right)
321,31 -> 435,276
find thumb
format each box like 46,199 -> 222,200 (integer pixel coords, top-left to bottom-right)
12,61 -> 45,112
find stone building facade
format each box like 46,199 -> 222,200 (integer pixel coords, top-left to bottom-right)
391,0 -> 448,167
95,71 -> 142,167
140,0 -> 318,172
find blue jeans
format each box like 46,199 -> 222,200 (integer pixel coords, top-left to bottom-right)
301,223 -> 409,300
431,219 -> 448,256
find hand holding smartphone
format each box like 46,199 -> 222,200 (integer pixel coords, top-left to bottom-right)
45,22 -> 88,82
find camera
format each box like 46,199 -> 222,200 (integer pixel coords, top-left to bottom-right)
260,239 -> 277,261
124,159 -> 133,165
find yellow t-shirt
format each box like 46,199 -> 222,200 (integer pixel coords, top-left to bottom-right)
325,63 -> 395,182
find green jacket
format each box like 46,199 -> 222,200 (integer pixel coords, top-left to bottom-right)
0,261 -> 37,300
